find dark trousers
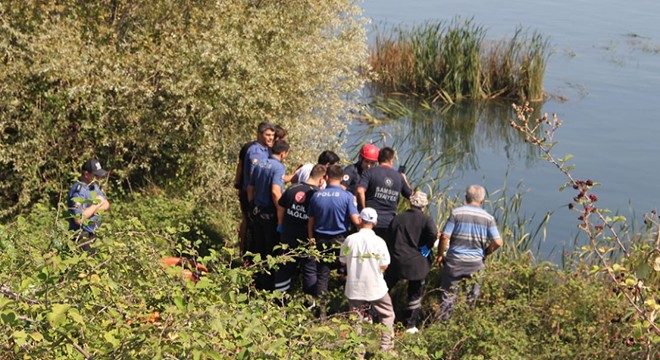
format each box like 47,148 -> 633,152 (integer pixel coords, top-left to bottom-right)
274,256 -> 317,295
438,271 -> 483,321
73,230 -> 95,252
385,272 -> 425,329
249,210 -> 279,291
314,232 -> 345,298
373,227 -> 391,242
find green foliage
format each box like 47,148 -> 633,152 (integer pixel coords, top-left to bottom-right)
0,195 -> 373,358
0,0 -> 367,217
1,192 -> 657,358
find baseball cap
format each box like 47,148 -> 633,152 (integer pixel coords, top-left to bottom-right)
359,207 -> 378,224
410,191 -> 429,208
82,159 -> 108,177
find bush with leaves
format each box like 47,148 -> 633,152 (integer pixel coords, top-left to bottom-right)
0,195 -> 389,359
0,0 -> 367,217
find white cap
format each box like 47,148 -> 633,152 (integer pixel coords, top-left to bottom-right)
359,207 -> 378,224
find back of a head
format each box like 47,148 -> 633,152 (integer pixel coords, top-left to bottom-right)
378,147 -> 395,163
271,140 -> 290,155
317,150 -> 340,166
465,185 -> 486,204
257,121 -> 276,134
309,164 -> 327,180
275,125 -> 287,140
326,164 -> 344,181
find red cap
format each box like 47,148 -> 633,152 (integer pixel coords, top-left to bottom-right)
360,144 -> 379,162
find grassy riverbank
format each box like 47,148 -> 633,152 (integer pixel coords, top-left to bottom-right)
0,191 -> 654,358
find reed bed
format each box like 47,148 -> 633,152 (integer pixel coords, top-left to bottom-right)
369,18 -> 551,102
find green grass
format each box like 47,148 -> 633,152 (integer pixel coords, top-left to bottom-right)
369,18 -> 551,102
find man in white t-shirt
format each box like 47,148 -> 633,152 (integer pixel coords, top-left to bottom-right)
339,208 -> 395,352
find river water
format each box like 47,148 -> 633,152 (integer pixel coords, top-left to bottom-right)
354,0 -> 660,258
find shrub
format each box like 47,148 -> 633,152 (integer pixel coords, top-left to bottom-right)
0,0 -> 368,218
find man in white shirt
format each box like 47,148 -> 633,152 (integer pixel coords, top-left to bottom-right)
339,208 -> 395,352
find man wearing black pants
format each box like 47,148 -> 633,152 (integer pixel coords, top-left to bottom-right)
386,191 -> 438,334
275,164 -> 326,295
247,140 -> 289,290
356,147 -> 412,241
307,165 -> 360,305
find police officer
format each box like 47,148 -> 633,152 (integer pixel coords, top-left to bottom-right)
274,164 -> 327,295
341,143 -> 379,195
67,159 -> 111,252
307,165 -> 360,302
247,140 -> 289,290
356,147 -> 412,241
235,121 -> 276,255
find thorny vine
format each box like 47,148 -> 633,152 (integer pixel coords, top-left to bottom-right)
510,103 -> 660,346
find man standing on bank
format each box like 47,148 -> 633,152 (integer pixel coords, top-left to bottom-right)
340,144 -> 379,196
274,164 -> 327,295
385,191 -> 438,334
356,147 -> 412,240
234,121 -> 276,255
307,165 -> 360,301
339,207 -> 395,352
67,159 -> 111,252
247,140 -> 289,290
436,185 -> 502,320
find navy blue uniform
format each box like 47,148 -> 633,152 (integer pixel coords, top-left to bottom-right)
275,182 -> 320,294
308,184 -> 358,297
67,181 -> 106,233
248,156 -> 286,290
238,141 -> 257,214
242,142 -> 269,191
341,161 -> 363,195
67,181 -> 107,252
358,165 -> 412,231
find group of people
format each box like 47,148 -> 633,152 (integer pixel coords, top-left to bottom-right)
64,121 -> 503,352
234,121 -> 503,350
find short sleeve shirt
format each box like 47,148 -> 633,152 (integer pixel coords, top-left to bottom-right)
278,182 -> 320,244
339,228 -> 390,301
242,142 -> 270,190
67,181 -> 105,233
308,185 -> 358,236
250,156 -> 286,208
442,205 -> 501,273
358,165 -> 412,229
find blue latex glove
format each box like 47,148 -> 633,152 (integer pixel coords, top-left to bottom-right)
420,245 -> 431,257
276,224 -> 283,233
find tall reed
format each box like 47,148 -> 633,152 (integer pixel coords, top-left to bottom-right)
368,18 -> 551,102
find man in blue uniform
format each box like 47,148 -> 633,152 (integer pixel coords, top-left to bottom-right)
247,140 -> 289,290
356,146 -> 412,240
67,159 -> 111,252
234,121 -> 276,255
307,165 -> 360,301
341,143 -> 379,195
436,185 -> 502,320
274,164 -> 327,295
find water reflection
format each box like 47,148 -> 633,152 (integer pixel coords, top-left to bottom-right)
350,98 -> 542,186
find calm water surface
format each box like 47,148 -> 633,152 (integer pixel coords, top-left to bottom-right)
355,0 -> 660,257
